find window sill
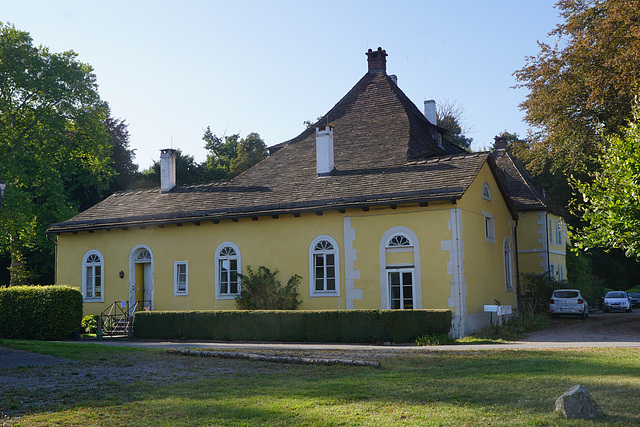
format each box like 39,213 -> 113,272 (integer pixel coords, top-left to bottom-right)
310,292 -> 340,298
216,294 -> 239,300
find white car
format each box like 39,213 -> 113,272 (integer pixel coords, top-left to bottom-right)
603,291 -> 632,313
549,289 -> 589,318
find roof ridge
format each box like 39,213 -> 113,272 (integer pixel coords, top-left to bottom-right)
497,149 -> 547,207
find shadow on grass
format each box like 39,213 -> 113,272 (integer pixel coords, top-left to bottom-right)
2,343 -> 639,425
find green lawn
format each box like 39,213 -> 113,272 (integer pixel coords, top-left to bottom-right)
1,340 -> 638,426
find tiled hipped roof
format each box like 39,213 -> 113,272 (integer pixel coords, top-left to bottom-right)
491,149 -> 547,211
49,67 -> 512,233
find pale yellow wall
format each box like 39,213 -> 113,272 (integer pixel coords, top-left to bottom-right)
55,160 -> 518,333
457,163 -> 516,314
515,211 -> 567,280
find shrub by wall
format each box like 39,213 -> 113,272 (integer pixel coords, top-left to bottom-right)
133,309 -> 452,343
0,285 -> 83,340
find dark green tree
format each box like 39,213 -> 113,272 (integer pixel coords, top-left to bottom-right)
0,23 -> 115,285
235,265 -> 302,310
137,149 -> 204,188
105,115 -> 138,193
200,127 -> 240,181
436,100 -> 473,150
230,132 -> 268,177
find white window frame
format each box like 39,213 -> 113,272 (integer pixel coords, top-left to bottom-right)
482,182 -> 492,201
174,261 -> 188,295
548,219 -> 554,245
309,235 -> 340,297
559,265 -> 564,281
503,238 -> 513,291
215,242 -> 241,300
556,220 -> 563,246
82,250 -> 104,302
549,263 -> 555,280
386,233 -> 413,251
387,268 -> 415,310
483,211 -> 495,243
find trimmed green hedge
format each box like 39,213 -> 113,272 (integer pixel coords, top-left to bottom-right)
132,309 -> 452,343
0,285 -> 83,340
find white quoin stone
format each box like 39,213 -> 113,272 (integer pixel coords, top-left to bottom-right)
315,125 -> 334,176
424,99 -> 437,126
160,148 -> 177,193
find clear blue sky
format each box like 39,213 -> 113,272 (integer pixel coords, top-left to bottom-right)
3,1 -> 561,169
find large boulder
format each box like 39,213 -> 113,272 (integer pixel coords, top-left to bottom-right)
555,385 -> 603,419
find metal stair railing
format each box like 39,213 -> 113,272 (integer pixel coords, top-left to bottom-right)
99,301 -> 131,338
98,300 -> 153,339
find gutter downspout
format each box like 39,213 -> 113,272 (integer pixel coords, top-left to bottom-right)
514,218 -> 522,316
545,212 -> 551,279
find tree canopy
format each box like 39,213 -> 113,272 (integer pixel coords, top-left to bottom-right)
514,0 -> 640,175
0,23 -> 116,285
436,100 -> 473,150
572,103 -> 640,259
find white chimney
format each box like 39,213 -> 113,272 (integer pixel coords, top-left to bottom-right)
424,99 -> 437,126
160,148 -> 177,193
315,125 -> 334,176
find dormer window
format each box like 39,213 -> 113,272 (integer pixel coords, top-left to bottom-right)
482,182 -> 492,201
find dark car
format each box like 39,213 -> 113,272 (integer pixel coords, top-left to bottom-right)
628,292 -> 640,308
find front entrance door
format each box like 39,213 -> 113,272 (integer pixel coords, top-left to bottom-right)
129,246 -> 154,312
135,263 -> 145,309
388,269 -> 414,309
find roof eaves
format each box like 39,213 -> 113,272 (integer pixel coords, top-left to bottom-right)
47,188 -> 465,234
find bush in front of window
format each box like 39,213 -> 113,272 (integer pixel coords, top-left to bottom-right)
132,309 -> 453,343
0,285 -> 83,340
235,265 -> 302,310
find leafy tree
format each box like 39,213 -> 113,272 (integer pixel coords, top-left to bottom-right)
566,248 -> 605,304
202,128 -> 267,180
235,266 -> 302,310
137,149 -> 204,188
571,103 -> 640,259
436,100 -> 473,150
106,115 -> 138,192
0,23 -> 115,285
514,0 -> 640,175
230,132 -> 268,177
201,127 -> 240,180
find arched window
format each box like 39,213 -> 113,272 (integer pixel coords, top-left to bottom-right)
482,182 -> 492,201
215,242 -> 241,299
83,250 -> 104,302
379,226 -> 422,310
503,238 -> 513,291
309,236 -> 340,297
387,234 -> 412,248
136,249 -> 151,262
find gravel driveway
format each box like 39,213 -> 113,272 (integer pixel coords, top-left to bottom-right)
523,309 -> 640,343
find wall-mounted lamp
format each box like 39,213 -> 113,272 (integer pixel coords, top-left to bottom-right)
119,270 -> 125,279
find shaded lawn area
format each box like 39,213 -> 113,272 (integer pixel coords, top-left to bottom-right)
1,340 -> 639,426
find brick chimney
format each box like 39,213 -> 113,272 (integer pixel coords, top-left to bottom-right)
160,148 -> 177,193
366,47 -> 387,73
494,136 -> 508,150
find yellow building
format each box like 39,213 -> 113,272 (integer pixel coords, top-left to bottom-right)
49,48 -> 522,338
492,139 -> 567,281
